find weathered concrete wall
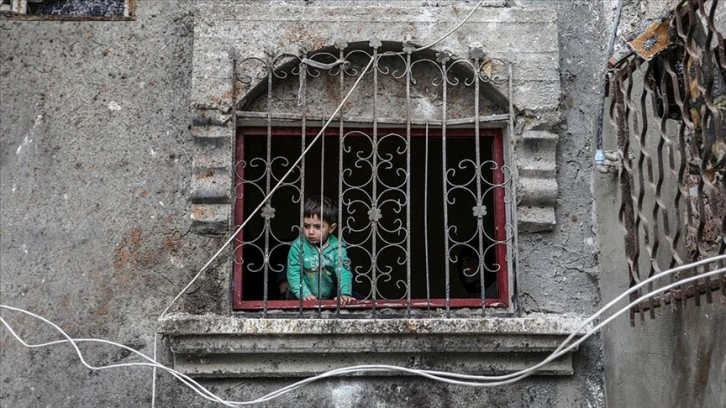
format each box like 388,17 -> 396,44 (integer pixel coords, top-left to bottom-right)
597,167 -> 726,408
595,0 -> 726,407
1,1 -> 612,406
0,1 -> 225,406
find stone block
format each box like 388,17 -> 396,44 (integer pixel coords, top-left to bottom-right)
192,142 -> 233,170
190,204 -> 230,236
191,75 -> 235,112
190,170 -> 232,204
517,177 -> 558,207
512,80 -> 561,112
191,124 -> 234,140
518,205 -> 556,232
518,130 -> 558,178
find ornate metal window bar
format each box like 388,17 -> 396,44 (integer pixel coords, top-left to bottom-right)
231,40 -> 515,317
606,0 -> 725,325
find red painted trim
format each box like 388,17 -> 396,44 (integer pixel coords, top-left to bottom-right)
232,129 -> 246,309
492,130 -> 509,305
236,297 -> 506,310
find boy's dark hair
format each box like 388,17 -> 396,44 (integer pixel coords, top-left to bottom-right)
303,195 -> 338,225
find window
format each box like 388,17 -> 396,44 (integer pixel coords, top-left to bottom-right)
230,42 -> 514,314
170,7 -> 583,380
234,126 -> 510,312
0,0 -> 134,20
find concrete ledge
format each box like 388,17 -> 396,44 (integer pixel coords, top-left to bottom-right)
159,313 -> 589,378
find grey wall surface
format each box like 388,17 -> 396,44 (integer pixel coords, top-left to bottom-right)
0,1 -> 618,407
0,1 -> 225,406
597,166 -> 726,408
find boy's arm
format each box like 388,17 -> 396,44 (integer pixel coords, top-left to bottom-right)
287,240 -> 312,299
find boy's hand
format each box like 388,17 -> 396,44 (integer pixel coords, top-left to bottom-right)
303,294 -> 317,301
335,295 -> 355,306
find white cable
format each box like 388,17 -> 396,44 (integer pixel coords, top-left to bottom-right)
419,254 -> 726,383
412,0 -> 484,52
0,307 -> 237,406
3,266 -> 724,400
3,256 -> 723,405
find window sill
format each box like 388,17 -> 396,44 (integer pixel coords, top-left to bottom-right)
159,313 -> 590,378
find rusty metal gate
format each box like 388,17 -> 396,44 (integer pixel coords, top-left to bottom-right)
606,0 -> 725,324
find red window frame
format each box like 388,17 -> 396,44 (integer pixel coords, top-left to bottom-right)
233,127 -> 509,310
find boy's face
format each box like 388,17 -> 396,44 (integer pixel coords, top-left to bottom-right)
303,215 -> 336,245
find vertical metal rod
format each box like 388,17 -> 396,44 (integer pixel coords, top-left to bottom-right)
371,45 -> 379,316
317,59 -> 326,317
231,53 -> 241,312
440,58 -> 451,317
298,55 -> 308,317
473,57 -> 486,316
263,55 -> 273,317
506,62 -> 516,309
405,48 -> 413,317
424,122 -> 432,314
337,44 -> 347,318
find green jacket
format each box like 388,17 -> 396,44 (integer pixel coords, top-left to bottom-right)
286,235 -> 352,299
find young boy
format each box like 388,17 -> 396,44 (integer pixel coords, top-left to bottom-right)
286,196 -> 354,306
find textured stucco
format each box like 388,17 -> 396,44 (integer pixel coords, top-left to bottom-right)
0,1 -> 619,407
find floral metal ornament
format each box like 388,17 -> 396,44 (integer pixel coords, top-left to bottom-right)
368,207 -> 382,222
436,50 -> 452,64
261,203 -> 276,220
468,42 -> 487,60
472,204 -> 488,219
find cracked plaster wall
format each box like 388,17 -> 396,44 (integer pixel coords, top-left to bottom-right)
0,1 -> 613,406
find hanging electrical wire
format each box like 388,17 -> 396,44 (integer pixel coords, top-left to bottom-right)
3,255 -> 723,406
